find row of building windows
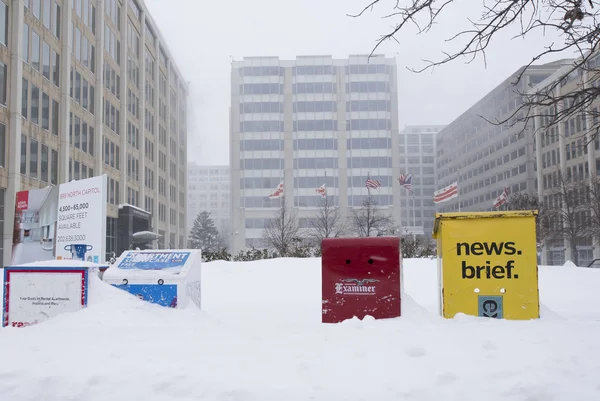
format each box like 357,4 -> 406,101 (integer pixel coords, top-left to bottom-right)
399,198 -> 435,208
71,69 -> 95,114
399,133 -> 435,145
294,120 -> 337,132
68,158 -> 95,183
240,83 -> 283,95
69,113 -> 95,156
239,156 -> 393,170
401,155 -> 435,164
239,81 -> 391,96
23,79 -> 59,135
239,175 -> 414,190
240,100 -> 392,114
240,139 -> 284,151
26,0 -> 61,39
72,24 -> 96,74
104,62 -> 121,99
347,156 -> 392,169
103,99 -> 121,134
103,137 -> 120,170
238,64 -> 390,78
294,138 -> 337,150
240,121 -> 283,133
74,0 -> 96,35
19,133 -> 58,184
294,157 -> 338,169
399,145 -> 435,154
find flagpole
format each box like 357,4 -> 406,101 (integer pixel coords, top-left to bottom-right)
412,189 -> 416,243
457,168 -> 461,212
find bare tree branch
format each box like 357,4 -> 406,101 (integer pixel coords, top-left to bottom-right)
307,196 -> 349,247
263,198 -> 301,257
543,167 -> 591,265
350,197 -> 395,237
353,0 -> 600,143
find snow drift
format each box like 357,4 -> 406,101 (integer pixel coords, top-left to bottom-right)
0,257 -> 599,401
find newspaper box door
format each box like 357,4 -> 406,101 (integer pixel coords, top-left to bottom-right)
321,237 -> 401,323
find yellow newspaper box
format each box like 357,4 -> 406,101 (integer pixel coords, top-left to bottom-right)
432,210 -> 539,320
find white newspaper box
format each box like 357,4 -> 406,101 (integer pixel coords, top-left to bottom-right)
102,249 -> 201,309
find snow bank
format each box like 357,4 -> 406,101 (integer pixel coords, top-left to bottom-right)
0,257 -> 599,401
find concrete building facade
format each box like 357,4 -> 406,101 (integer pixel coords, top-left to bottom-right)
532,55 -> 600,266
435,61 -> 568,215
187,163 -> 230,247
398,125 -> 444,237
229,55 -> 401,253
0,0 -> 189,266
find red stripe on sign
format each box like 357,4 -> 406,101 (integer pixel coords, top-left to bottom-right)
4,272 -> 9,327
4,269 -> 87,326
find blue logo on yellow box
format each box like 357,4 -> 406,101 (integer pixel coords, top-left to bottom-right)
478,295 -> 503,319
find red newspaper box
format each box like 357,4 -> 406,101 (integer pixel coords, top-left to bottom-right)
321,237 -> 401,323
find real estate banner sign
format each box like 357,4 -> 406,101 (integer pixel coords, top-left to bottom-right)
11,186 -> 60,265
55,175 -> 108,263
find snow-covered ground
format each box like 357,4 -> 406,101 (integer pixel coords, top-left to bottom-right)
1,258 -> 600,401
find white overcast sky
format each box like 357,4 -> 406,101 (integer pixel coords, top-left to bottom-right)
144,0 -> 571,166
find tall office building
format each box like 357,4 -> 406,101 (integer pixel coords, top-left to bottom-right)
531,58 -> 599,266
187,163 -> 230,247
229,55 -> 401,253
435,61 -> 568,214
398,125 -> 444,237
0,0 -> 189,266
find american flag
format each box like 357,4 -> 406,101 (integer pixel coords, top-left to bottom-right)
398,174 -> 413,192
365,178 -> 381,190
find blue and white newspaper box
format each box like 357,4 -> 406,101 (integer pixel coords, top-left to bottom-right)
102,249 -> 201,309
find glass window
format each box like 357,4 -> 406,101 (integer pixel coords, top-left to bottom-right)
83,0 -> 88,25
20,135 -> 27,175
31,31 -> 40,71
22,24 -> 29,63
41,144 -> 48,182
30,138 -> 38,179
51,99 -> 59,135
31,85 -> 39,124
82,36 -> 88,67
32,0 -> 40,19
0,123 -> 5,167
51,148 -> 57,184
90,5 -> 95,34
89,85 -> 94,114
43,0 -> 51,29
53,2 -> 61,38
81,122 -> 88,152
88,126 -> 94,156
0,61 -> 6,105
42,42 -> 50,80
42,92 -> 49,130
52,50 -> 60,86
74,72 -> 81,103
82,79 -> 88,109
21,78 -> 28,118
75,27 -> 81,60
0,1 -> 7,46
74,115 -> 80,148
